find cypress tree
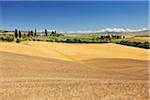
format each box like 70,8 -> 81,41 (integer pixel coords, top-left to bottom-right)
19,30 -> 21,38
45,29 -> 48,36
31,30 -> 33,36
34,29 -> 37,36
14,29 -> 18,38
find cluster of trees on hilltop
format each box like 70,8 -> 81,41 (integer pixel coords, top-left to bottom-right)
13,29 -> 64,42
14,29 -> 58,37
27,29 -> 57,37
99,34 -> 125,39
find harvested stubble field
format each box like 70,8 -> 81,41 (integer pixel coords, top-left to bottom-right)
0,41 -> 149,100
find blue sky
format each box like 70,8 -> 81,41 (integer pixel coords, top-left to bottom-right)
0,1 -> 149,32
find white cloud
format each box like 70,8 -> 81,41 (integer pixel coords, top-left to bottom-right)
59,28 -> 148,33
38,29 -> 56,32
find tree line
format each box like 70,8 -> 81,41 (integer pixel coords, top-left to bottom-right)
117,41 -> 150,49
14,29 -> 57,43
15,29 -> 57,38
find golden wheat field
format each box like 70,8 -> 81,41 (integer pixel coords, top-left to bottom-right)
126,36 -> 150,42
0,41 -> 149,100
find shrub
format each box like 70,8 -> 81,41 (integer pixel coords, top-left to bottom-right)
117,41 -> 150,49
73,38 -> 81,43
6,36 -> 14,42
99,38 -> 111,43
66,38 -> 72,43
0,35 -> 14,42
16,38 -> 21,43
47,39 -> 54,42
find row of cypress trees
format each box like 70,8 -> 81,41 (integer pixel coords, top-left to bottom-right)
14,29 -> 22,38
14,29 -> 56,38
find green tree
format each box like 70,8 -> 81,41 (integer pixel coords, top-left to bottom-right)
45,29 -> 48,36
31,30 -> 34,36
27,31 -> 31,37
19,30 -> 21,38
34,29 -> 37,36
66,39 -> 71,43
51,30 -> 56,34
14,29 -> 18,38
27,30 -> 33,37
16,38 -> 21,43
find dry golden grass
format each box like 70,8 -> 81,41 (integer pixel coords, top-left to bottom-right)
0,41 -> 149,100
126,37 -> 150,42
0,41 -> 149,61
0,51 -> 148,80
0,79 -> 148,100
